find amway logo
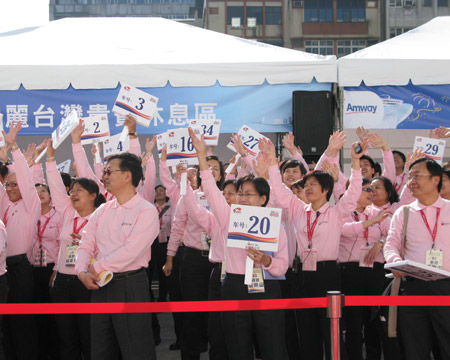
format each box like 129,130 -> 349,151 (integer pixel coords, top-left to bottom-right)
346,104 -> 378,113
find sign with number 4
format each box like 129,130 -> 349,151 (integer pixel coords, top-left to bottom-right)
103,132 -> 130,160
413,136 -> 446,165
227,204 -> 282,252
227,124 -> 268,158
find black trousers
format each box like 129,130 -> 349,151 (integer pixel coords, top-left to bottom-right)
399,277 -> 450,360
221,273 -> 288,360
90,269 -> 156,360
279,268 -> 301,360
4,254 -> 38,360
0,274 -> 8,360
167,245 -> 184,343
298,261 -> 347,360
340,262 -> 386,360
208,263 -> 228,360
147,240 -> 168,301
179,247 -> 213,360
50,272 -> 91,360
33,263 -> 59,360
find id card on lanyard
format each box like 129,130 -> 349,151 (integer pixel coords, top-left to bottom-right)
248,267 -> 265,293
353,212 -> 373,268
303,211 -> 320,271
65,217 -> 89,267
421,208 -> 444,269
34,217 -> 51,267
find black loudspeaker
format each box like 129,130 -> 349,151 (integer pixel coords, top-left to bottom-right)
292,91 -> 334,162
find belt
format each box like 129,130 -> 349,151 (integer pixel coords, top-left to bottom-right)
6,254 -> 28,267
112,267 -> 145,280
184,246 -> 209,258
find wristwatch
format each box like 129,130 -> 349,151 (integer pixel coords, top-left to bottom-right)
128,132 -> 137,136
379,239 -> 386,245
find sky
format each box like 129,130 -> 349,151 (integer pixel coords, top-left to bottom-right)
0,0 -> 49,33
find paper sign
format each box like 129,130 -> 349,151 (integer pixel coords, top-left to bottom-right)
227,204 -> 282,252
166,127 -> 202,167
156,132 -> 168,159
80,114 -> 110,145
413,136 -> 446,165
103,133 -> 130,160
196,192 -> 211,212
385,259 -> 450,281
227,124 -> 269,158
112,83 -> 158,127
52,110 -> 79,149
57,159 -> 71,174
0,114 -> 5,148
189,119 -> 222,146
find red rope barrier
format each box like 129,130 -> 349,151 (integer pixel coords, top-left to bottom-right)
1,295 -> 450,315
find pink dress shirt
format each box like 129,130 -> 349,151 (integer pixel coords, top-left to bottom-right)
47,161 -> 92,275
155,202 -> 172,244
0,220 -> 6,276
31,163 -> 45,184
29,208 -> 62,266
268,164 -> 362,263
292,151 -> 309,174
0,149 -> 41,257
159,161 -> 181,209
384,197 -> 450,272
140,156 -> 156,205
76,193 -> 159,274
394,171 -> 408,194
200,169 -> 289,277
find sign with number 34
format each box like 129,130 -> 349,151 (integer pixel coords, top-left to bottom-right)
227,204 -> 282,252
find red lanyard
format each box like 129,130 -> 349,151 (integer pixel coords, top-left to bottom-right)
73,217 -> 89,237
157,206 -> 163,228
307,211 -> 321,245
353,212 -> 369,244
2,204 -> 11,227
420,208 -> 440,245
37,216 -> 51,244
395,173 -> 406,193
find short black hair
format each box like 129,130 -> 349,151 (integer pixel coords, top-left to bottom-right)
237,175 -> 270,207
392,150 -> 406,164
0,161 -> 9,180
223,179 -> 238,192
196,155 -> 224,190
154,184 -> 169,203
291,178 -> 305,190
303,170 -> 334,201
280,159 -> 307,176
372,176 -> 399,204
107,153 -> 143,188
373,162 -> 382,177
70,178 -> 106,208
60,172 -> 72,190
409,157 -> 443,192
35,183 -> 50,195
360,155 -> 375,169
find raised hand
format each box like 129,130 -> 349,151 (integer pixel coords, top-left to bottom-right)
46,140 -> 56,159
230,133 -> 247,157
321,159 -> 339,182
356,126 -> 370,142
71,119 -> 85,144
368,133 -> 389,151
161,144 -> 167,162
124,114 -> 137,133
258,138 -> 277,166
188,127 -> 207,156
145,136 -> 157,153
432,126 -> 450,139
325,130 -> 346,157
3,121 -> 22,146
24,143 -> 37,166
252,152 -> 269,179
351,137 -> 370,161
405,149 -> 425,171
0,145 -> 10,163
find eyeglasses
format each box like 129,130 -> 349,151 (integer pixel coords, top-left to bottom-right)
4,182 -> 18,188
362,187 -> 374,193
237,192 -> 259,198
408,173 -> 432,181
69,188 -> 85,196
103,169 -> 126,177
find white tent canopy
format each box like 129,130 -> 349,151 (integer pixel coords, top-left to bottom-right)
0,17 -> 336,90
338,16 -> 450,87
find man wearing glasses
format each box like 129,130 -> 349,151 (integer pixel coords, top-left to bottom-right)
384,157 -> 450,360
76,152 -> 159,360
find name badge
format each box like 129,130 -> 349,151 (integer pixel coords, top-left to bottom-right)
426,248 -> 443,269
220,261 -> 226,283
200,232 -> 211,251
302,249 -> 317,271
248,267 -> 265,293
359,246 -> 374,268
65,244 -> 78,267
33,247 -> 47,267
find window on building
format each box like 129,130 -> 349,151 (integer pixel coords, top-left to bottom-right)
337,39 -> 366,57
423,0 -> 432,6
292,39 -> 303,47
227,6 -> 244,25
265,6 -> 282,25
304,0 -> 333,22
304,40 -> 334,55
337,0 -> 366,22
389,27 -> 412,37
438,0 -> 448,6
246,6 -> 263,25
389,0 -> 403,6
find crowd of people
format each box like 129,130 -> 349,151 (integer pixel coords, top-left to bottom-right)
0,115 -> 450,360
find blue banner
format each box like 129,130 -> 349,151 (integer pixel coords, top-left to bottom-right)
344,83 -> 450,129
0,81 -> 331,136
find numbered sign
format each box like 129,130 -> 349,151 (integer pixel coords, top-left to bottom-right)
227,124 -> 269,158
57,159 -> 71,174
80,114 -> 110,145
156,131 -> 168,159
189,119 -> 222,146
52,110 -> 79,149
196,192 -> 211,212
227,204 -> 282,252
112,83 -> 159,127
166,127 -> 202,167
413,136 -> 446,165
103,133 -> 130,160
0,114 -> 5,148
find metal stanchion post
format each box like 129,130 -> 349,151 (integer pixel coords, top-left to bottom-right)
327,291 -> 344,360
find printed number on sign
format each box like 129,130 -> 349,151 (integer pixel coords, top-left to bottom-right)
424,143 -> 439,156
136,98 -> 145,111
180,136 -> 194,152
248,216 -> 270,235
117,141 -> 123,152
201,125 -> 214,136
243,136 -> 259,150
93,122 -> 100,134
